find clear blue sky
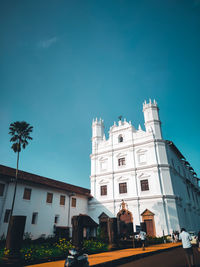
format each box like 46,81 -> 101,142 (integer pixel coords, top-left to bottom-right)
0,0 -> 200,189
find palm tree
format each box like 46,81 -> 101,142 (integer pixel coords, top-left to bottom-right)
8,121 -> 33,219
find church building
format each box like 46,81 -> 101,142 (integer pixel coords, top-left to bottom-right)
89,100 -> 200,237
0,100 -> 199,240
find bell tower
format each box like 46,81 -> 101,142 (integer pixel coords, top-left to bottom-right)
143,99 -> 162,139
92,118 -> 104,153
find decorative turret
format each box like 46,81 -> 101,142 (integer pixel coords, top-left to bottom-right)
92,118 -> 104,152
143,99 -> 162,139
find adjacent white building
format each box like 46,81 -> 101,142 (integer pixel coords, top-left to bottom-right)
89,100 -> 200,236
0,165 -> 90,239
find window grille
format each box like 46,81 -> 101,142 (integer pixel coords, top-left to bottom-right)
140,179 -> 149,191
119,182 -> 127,194
118,158 -> 126,166
101,185 -> 107,196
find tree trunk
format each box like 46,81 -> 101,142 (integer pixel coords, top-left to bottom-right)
10,150 -> 20,219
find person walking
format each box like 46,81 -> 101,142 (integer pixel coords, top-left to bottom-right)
139,230 -> 147,251
179,228 -> 194,267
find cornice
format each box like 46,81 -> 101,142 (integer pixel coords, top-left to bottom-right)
90,163 -> 170,178
89,194 -> 177,205
90,139 -> 165,158
144,120 -> 161,124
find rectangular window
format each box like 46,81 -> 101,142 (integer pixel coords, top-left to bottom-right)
54,215 -> 59,224
141,179 -> 149,191
118,158 -> 126,166
31,212 -> 38,224
119,182 -> 127,194
71,197 -> 76,207
23,188 -> 32,200
0,183 -> 5,196
101,185 -> 107,196
60,195 -> 65,205
4,209 -> 11,223
46,192 -> 53,203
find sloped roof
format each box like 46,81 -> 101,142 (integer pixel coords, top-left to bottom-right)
166,140 -> 185,160
76,214 -> 98,227
0,164 -> 91,197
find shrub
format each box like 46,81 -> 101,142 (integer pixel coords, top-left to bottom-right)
83,239 -> 108,253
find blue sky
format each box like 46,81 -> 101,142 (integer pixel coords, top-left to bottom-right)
0,0 -> 200,189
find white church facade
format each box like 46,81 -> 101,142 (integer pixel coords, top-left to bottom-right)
0,100 -> 199,239
89,100 -> 200,237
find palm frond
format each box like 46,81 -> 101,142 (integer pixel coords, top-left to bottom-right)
9,121 -> 33,151
11,143 -> 21,153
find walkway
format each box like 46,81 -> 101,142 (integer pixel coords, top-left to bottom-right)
28,242 -> 181,267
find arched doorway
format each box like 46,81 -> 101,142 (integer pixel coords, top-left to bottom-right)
141,209 -> 156,236
117,200 -> 133,239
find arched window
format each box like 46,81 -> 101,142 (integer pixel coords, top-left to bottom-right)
118,135 -> 123,143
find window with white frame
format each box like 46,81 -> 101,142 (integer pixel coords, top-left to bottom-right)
31,212 -> 38,224
54,215 -> 59,224
119,182 -> 127,194
140,179 -> 149,191
100,185 -> 107,196
118,135 -> 123,143
60,195 -> 65,205
118,157 -> 126,166
23,188 -> 32,200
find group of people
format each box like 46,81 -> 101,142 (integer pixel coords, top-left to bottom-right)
138,228 -> 200,266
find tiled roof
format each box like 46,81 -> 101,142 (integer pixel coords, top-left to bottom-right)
0,164 -> 91,197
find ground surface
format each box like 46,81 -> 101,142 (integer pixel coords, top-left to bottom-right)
119,247 -> 200,267
28,243 -> 181,266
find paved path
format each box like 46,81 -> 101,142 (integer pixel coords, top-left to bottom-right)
28,242 -> 181,266
119,246 -> 200,267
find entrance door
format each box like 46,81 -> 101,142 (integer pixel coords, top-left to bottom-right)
117,208 -> 133,239
144,219 -> 154,236
141,209 -> 156,236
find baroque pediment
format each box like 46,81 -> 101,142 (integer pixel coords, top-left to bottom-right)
141,209 -> 155,216
99,179 -> 109,184
138,172 -> 150,179
136,149 -> 147,154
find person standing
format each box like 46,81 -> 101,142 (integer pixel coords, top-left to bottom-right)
139,230 -> 147,251
179,228 -> 194,267
197,230 -> 200,250
172,232 -> 175,243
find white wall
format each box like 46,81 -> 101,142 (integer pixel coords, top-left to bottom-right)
0,180 -> 88,239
